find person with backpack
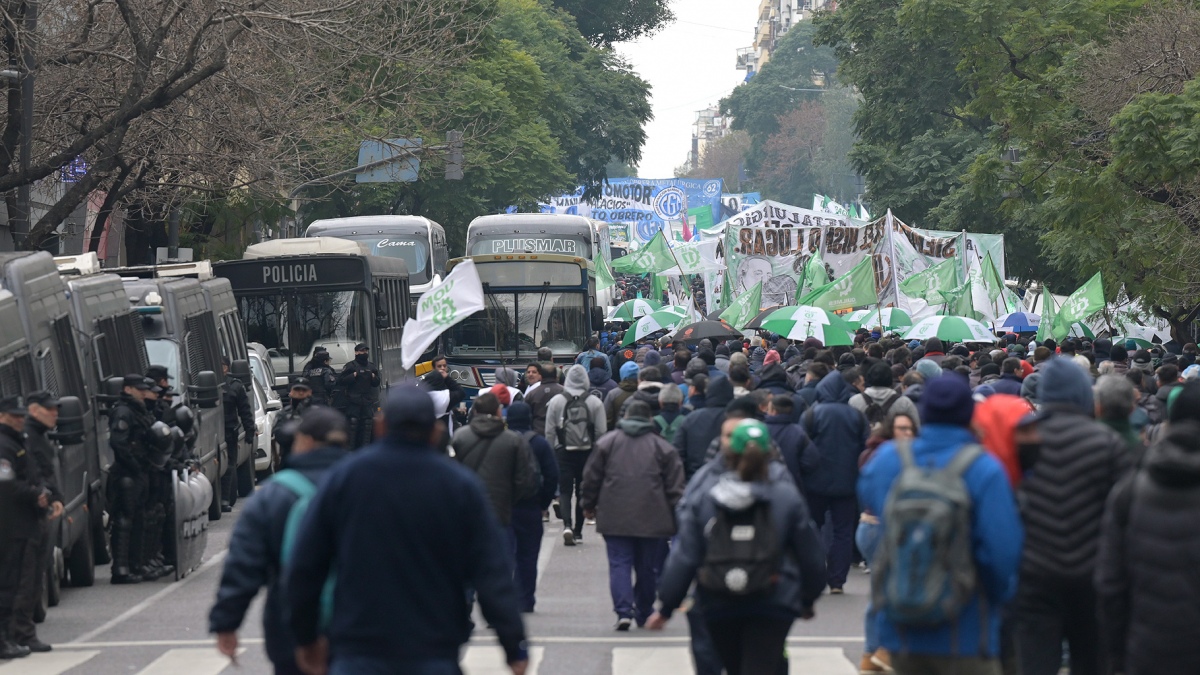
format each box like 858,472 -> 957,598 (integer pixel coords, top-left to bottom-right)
603,361 -> 640,430
1096,381 -> 1200,675
210,407 -> 349,675
523,363 -> 563,437
504,402 -> 559,613
451,393 -> 541,538
858,374 -> 1023,675
851,361 -> 921,433
648,419 -> 827,675
544,365 -> 608,546
802,368 -> 870,594
654,384 -> 687,441
580,401 -> 685,630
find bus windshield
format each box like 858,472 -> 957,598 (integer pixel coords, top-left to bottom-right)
447,291 -> 587,358
337,235 -> 430,283
238,290 -> 371,375
143,339 -> 181,389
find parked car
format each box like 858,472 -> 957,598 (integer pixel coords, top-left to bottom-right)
251,375 -> 281,479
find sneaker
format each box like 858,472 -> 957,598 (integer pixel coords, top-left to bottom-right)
585,517 -> 596,526
552,501 -> 562,520
20,639 -> 51,653
616,618 -> 632,632
829,587 -> 844,595
573,530 -> 583,543
563,529 -> 576,547
221,502 -> 232,513
870,648 -> 893,672
0,640 -> 29,660
859,653 -> 884,674
111,573 -> 142,585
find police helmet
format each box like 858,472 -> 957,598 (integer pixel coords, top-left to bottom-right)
148,420 -> 174,467
173,405 -> 195,434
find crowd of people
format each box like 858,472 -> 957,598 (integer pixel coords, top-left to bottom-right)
196,321 -> 1200,675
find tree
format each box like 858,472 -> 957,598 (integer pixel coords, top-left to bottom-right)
678,131 -> 750,191
550,0 -> 673,45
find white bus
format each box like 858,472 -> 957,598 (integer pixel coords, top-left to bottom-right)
304,215 -> 447,301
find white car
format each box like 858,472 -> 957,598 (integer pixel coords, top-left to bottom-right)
251,372 -> 281,477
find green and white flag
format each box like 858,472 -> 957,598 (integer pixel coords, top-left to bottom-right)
797,256 -> 877,312
401,259 -> 486,370
981,252 -> 1004,304
718,267 -> 734,313
719,280 -> 762,331
795,251 -> 830,303
1036,287 -> 1057,342
612,230 -> 674,274
1052,272 -> 1105,340
651,272 -> 668,304
938,281 -> 975,318
899,257 -> 960,304
596,253 -> 615,291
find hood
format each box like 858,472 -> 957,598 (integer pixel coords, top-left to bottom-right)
757,363 -> 790,388
638,380 -> 664,394
618,417 -> 657,437
816,370 -> 856,404
506,401 -> 533,431
1038,358 -> 1093,414
563,364 -> 589,396
1156,381 -> 1178,404
862,386 -> 900,404
469,413 -> 507,438
588,367 -> 612,386
618,378 -> 638,393
972,394 -> 1032,485
1146,421 -> 1200,488
705,374 -> 735,408
494,367 -> 520,388
709,474 -> 765,512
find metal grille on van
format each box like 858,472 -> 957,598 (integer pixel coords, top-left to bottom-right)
52,317 -> 88,403
185,316 -> 205,379
39,350 -> 59,397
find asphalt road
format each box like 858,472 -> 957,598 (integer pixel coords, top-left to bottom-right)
12,499 -> 870,674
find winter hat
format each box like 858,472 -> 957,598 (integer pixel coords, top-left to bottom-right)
489,383 -> 512,407
1110,345 -> 1128,363
643,350 -> 662,369
763,350 -> 782,367
619,361 -> 640,381
837,353 -> 858,372
919,375 -> 975,428
1038,357 -> 1093,414
715,344 -> 730,357
1072,354 -> 1093,372
564,364 -> 590,396
506,402 -> 533,431
1168,381 -> 1200,423
685,357 -> 708,381
729,419 -> 770,454
980,363 -> 1000,379
915,359 -> 942,381
1021,372 -> 1041,403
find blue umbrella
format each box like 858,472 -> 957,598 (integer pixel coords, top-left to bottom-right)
996,311 -> 1040,333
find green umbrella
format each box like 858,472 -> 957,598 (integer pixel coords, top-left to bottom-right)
622,307 -> 690,346
762,305 -> 848,326
607,298 -> 663,322
902,315 -> 996,343
848,308 -> 913,331
1110,335 -> 1154,349
760,306 -> 855,346
1068,322 -> 1095,340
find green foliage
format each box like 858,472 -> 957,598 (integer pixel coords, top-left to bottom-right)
550,0 -> 673,45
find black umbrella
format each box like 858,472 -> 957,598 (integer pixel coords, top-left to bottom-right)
672,319 -> 744,345
743,305 -> 785,330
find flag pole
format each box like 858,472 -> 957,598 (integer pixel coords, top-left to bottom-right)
886,210 -> 902,309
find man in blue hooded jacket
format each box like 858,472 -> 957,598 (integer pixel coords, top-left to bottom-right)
859,375 -> 1023,675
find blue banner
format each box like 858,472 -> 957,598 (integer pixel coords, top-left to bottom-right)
526,178 -> 724,243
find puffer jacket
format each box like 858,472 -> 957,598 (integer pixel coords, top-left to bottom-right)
618,381 -> 664,420
658,470 -> 827,621
1097,421 -> 1200,675
580,417 -> 685,538
451,415 -> 539,526
801,372 -> 870,498
674,375 -> 734,479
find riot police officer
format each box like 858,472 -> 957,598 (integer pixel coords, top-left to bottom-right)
0,396 -> 42,658
220,357 -> 255,513
146,365 -> 172,420
18,391 -> 63,652
303,348 -> 337,406
137,384 -> 175,581
272,377 -> 315,462
108,375 -> 155,584
337,343 -> 380,449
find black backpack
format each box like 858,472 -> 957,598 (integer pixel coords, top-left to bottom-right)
864,392 -> 901,430
557,393 -> 596,451
698,500 -> 781,597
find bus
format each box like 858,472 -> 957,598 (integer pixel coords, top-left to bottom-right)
440,253 -> 604,396
304,215 -> 447,300
465,213 -> 613,309
213,237 -> 412,390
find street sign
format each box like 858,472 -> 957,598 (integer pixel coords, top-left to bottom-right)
356,138 -> 422,183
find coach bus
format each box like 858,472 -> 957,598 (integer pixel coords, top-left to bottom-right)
304,215 -> 446,302
213,237 -> 411,388
439,253 -> 604,396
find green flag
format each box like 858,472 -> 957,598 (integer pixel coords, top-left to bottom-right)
612,229 -> 674,274
795,251 -> 830,303
687,206 -> 714,231
938,281 -> 975,317
981,252 -> 1004,304
798,257 -> 877,311
596,253 -> 615,291
719,280 -> 762,331
719,267 -> 734,312
1036,286 -> 1057,342
651,272 -> 668,304
1052,271 -> 1105,340
899,257 -> 961,304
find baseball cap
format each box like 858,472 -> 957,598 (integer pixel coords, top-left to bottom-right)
729,419 -> 770,455
25,390 -> 60,408
0,395 -> 25,415
146,365 -> 170,381
354,343 -> 369,352
124,374 -> 152,390
290,377 -> 312,391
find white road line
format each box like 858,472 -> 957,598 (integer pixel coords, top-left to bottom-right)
788,646 -> 858,674
67,550 -> 228,645
613,646 -> 691,674
462,646 -> 544,675
535,527 -> 557,585
59,638 -> 264,650
135,647 -> 242,675
467,635 -> 862,644
0,650 -> 99,674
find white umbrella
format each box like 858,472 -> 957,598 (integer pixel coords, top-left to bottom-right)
902,315 -> 997,343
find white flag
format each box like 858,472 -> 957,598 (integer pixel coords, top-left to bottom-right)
401,259 -> 486,370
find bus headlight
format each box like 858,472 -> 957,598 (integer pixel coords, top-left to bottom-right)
449,368 -> 472,384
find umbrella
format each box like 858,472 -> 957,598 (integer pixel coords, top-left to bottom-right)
1068,322 -> 1095,340
743,305 -> 785,330
996,311 -> 1040,333
759,305 -> 855,346
1115,322 -> 1169,344
1111,335 -> 1154,350
622,307 -> 690,346
902,315 -> 997,343
670,319 -> 745,345
848,308 -> 913,331
762,305 -> 847,326
607,298 -> 662,321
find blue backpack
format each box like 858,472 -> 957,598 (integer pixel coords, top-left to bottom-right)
274,470 -> 336,630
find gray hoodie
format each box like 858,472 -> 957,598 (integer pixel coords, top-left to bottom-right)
544,364 -> 608,451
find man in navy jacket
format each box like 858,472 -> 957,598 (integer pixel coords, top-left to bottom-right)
286,386 -> 529,675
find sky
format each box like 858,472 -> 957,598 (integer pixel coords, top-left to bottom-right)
616,1 -> 760,179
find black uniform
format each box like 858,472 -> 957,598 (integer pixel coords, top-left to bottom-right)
304,359 -> 337,406
16,417 -> 60,644
138,395 -> 177,579
0,421 -> 43,655
338,356 -> 380,449
108,392 -> 155,582
220,374 -> 255,508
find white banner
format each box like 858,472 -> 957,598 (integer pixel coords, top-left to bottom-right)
401,259 -> 486,370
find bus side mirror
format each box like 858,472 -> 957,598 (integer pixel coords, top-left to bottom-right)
190,371 -> 221,409
51,396 -> 86,445
230,359 -> 252,386
592,307 -> 605,327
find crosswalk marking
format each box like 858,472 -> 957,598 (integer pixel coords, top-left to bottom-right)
462,646 -> 545,674
789,647 -> 858,674
136,647 -> 241,675
614,646 -> 855,674
0,650 -> 98,674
